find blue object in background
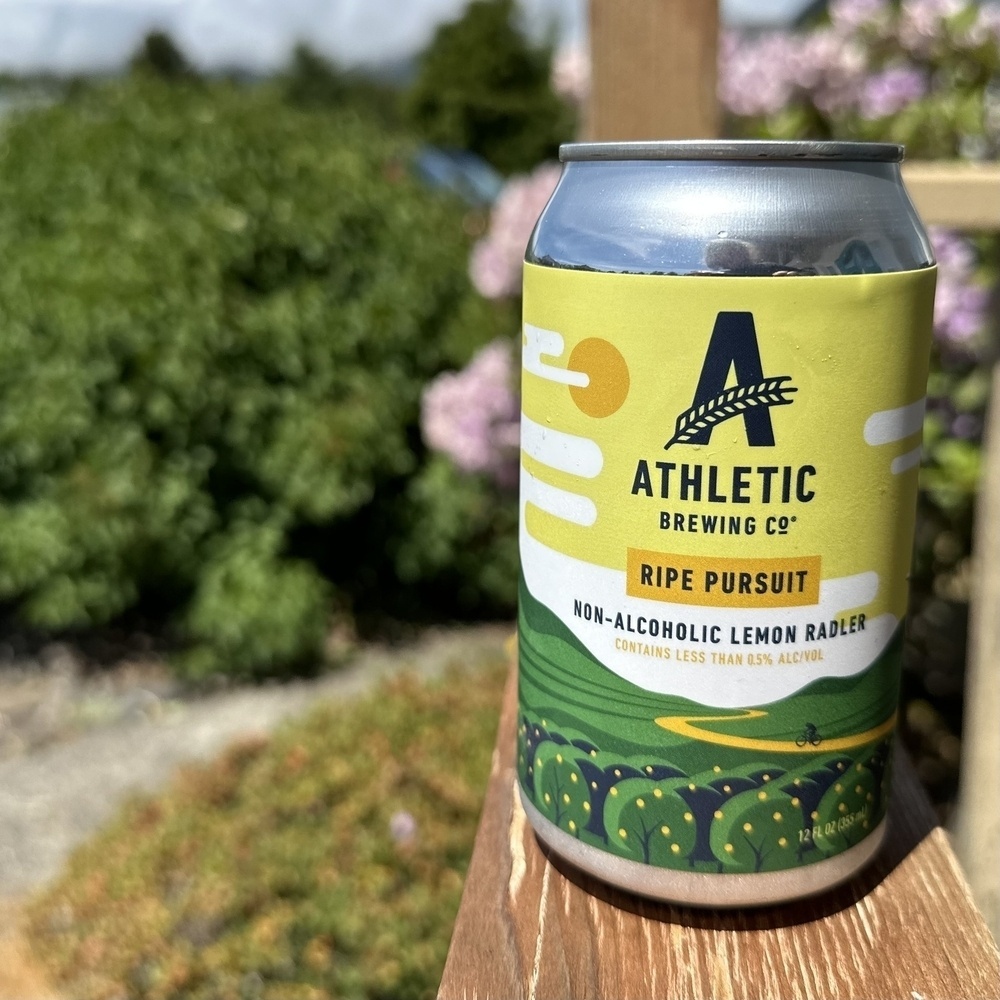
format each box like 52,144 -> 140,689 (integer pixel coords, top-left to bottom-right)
412,146 -> 505,206
722,0 -> 822,27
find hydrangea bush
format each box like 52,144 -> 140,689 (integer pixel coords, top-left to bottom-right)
468,163 -> 562,301
422,164 -> 560,489
421,340 -> 520,488
722,0 -> 1000,157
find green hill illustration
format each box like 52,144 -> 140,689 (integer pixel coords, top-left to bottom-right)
517,576 -> 897,873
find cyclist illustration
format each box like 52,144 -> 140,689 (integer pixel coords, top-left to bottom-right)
796,722 -> 822,747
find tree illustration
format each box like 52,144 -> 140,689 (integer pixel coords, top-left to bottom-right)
667,764 -> 786,872
710,782 -> 798,873
577,750 -> 684,843
533,741 -> 591,837
779,755 -> 854,862
674,781 -> 728,870
576,758 -> 658,842
860,738 -> 892,825
815,762 -> 878,851
642,762 -> 689,781
517,716 -> 570,796
516,718 -> 533,793
603,777 -> 697,866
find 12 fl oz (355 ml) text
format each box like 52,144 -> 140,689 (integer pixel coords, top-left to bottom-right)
798,806 -> 870,845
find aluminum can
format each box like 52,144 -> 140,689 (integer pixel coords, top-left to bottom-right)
517,140 -> 936,907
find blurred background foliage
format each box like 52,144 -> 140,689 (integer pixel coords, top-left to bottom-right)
0,60 -> 525,680
404,0 -> 575,173
26,662 -> 508,1000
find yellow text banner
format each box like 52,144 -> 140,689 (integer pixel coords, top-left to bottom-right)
626,550 -> 822,608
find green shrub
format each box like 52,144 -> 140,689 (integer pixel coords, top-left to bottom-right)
404,0 -> 574,174
0,77 -> 517,676
26,659 -> 507,1000
280,45 -> 403,130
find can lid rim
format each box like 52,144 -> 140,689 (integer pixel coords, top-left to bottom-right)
559,140 -> 905,163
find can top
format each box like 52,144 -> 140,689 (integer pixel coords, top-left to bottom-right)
559,140 -> 904,163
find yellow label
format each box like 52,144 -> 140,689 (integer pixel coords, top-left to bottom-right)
625,550 -> 822,608
519,263 -> 936,708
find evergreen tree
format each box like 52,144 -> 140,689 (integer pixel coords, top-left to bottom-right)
282,44 -> 401,128
405,0 -> 573,174
129,31 -> 195,81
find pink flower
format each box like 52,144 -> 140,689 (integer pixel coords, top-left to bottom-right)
792,29 -> 868,113
898,0 -> 967,54
421,340 -> 520,488
963,3 -> 1000,47
951,413 -> 982,439
719,28 -> 867,117
929,228 -> 989,346
470,163 -> 562,300
719,31 -> 800,117
931,227 -> 976,272
933,278 -> 989,344
829,0 -> 891,32
389,810 -> 418,846
859,65 -> 928,118
469,240 -> 513,300
551,44 -> 591,106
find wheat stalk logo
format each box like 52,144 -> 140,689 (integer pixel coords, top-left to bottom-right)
665,376 -> 798,450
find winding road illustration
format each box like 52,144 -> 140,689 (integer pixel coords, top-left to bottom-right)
654,709 -> 897,753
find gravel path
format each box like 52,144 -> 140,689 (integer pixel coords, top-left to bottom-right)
0,623 -> 510,901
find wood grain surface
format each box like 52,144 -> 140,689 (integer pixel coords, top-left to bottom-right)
438,665 -> 1000,1000
587,0 -> 718,142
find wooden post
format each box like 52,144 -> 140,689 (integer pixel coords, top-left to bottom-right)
588,0 -> 719,141
954,361 -> 1000,942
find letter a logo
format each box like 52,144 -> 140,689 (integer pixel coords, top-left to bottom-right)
665,312 -> 797,450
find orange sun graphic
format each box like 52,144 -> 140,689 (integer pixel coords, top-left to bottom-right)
568,338 -> 630,418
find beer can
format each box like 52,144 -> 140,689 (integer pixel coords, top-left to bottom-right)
517,141 -> 936,907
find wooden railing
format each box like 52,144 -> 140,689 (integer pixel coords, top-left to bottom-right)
439,2 -> 1000,995
903,161 -> 1000,229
